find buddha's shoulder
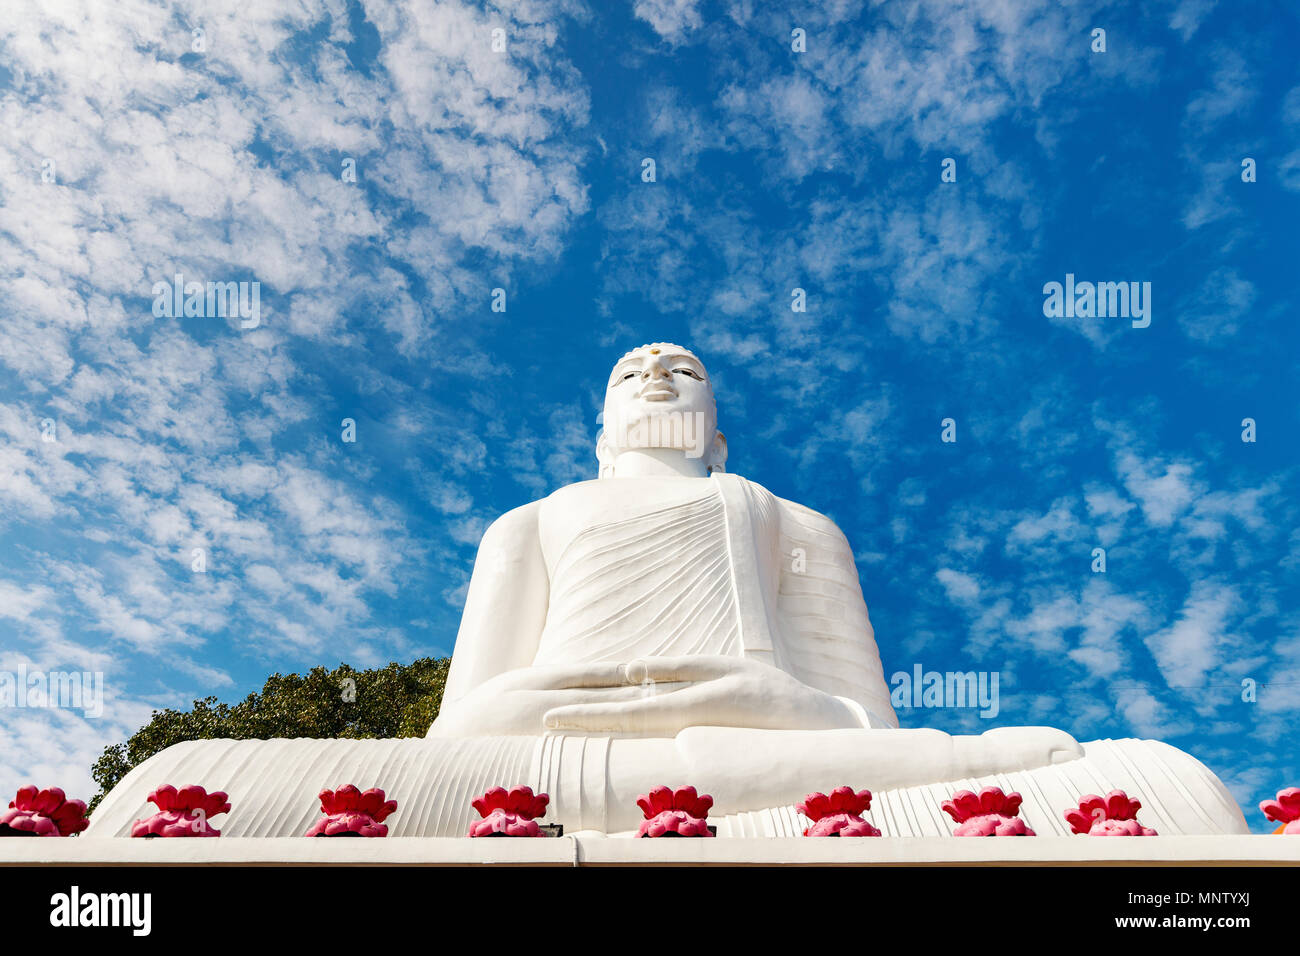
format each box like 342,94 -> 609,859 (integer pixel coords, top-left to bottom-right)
541,476 -> 716,507
765,487 -> 852,546
543,478 -> 602,502
486,479 -> 846,531
714,474 -> 851,544
477,497 -> 546,545
483,480 -> 625,535
483,479 -> 603,517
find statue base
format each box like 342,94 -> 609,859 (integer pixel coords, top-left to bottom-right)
0,834 -> 1295,866
76,730 -> 1251,839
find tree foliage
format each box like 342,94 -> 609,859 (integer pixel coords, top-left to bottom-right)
88,657 -> 450,814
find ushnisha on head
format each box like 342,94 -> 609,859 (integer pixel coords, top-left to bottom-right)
597,343 -> 728,479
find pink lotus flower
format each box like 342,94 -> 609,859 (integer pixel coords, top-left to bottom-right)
305,785 -> 398,837
1064,790 -> 1157,836
636,785 -> 714,838
797,786 -> 882,837
1260,787 -> 1300,835
942,786 -> 1036,837
468,786 -> 550,837
131,784 -> 230,837
0,786 -> 89,837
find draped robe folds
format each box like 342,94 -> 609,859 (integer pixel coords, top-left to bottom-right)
83,475 -> 1250,838
531,473 -> 897,726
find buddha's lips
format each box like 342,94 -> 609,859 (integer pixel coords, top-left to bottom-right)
638,384 -> 676,400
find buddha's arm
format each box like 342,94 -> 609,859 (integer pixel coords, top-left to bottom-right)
439,501 -> 549,709
775,497 -> 899,727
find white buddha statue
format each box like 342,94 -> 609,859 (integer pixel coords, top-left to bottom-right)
85,344 -> 1249,838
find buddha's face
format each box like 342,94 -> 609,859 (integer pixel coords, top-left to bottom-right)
600,345 -> 721,466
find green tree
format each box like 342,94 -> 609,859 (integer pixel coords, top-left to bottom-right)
88,657 -> 450,814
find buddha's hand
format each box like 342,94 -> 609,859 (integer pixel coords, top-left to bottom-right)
541,655 -> 865,736
427,660 -> 688,738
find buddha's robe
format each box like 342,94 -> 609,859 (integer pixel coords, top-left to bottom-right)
83,475 -> 1250,838
530,473 -> 896,725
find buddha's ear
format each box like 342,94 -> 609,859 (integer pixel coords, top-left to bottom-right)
596,429 -> 616,479
706,430 -> 728,474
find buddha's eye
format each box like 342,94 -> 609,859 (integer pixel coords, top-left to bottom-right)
620,371 -> 637,381
674,368 -> 700,379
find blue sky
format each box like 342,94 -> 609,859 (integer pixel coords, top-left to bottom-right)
0,0 -> 1297,831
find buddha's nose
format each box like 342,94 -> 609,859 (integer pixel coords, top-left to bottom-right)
642,362 -> 671,381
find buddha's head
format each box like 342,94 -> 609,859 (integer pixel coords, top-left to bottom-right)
597,343 -> 728,479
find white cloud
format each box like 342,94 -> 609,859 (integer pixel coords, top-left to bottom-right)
1114,685 -> 1193,739
936,567 -> 981,604
633,0 -> 702,44
1145,581 -> 1239,689
1070,581 -> 1152,680
1169,0 -> 1218,40
1184,48 -> 1257,135
1007,497 -> 1082,549
1177,268 -> 1256,342
1115,451 -> 1200,527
